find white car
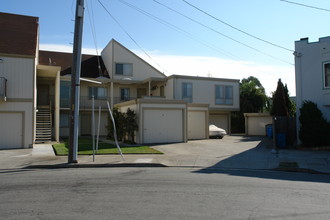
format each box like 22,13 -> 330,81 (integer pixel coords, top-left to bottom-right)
209,124 -> 227,139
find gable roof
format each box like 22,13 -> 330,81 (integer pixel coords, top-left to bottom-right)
108,39 -> 167,78
39,50 -> 109,78
0,12 -> 39,57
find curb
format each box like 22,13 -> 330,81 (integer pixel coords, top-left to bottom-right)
23,163 -> 168,169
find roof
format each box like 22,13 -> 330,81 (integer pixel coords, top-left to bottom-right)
39,50 -> 109,78
0,12 -> 39,57
167,74 -> 240,83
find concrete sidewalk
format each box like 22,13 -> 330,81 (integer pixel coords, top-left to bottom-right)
1,136 -> 330,174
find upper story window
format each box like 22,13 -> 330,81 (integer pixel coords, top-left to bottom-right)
324,63 -> 330,88
215,85 -> 233,105
182,83 -> 192,103
88,87 -> 107,100
115,63 -> 133,76
120,88 -> 130,101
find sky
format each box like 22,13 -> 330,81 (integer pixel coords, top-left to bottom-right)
2,0 -> 330,96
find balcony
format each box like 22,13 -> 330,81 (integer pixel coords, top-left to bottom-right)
60,96 -> 138,109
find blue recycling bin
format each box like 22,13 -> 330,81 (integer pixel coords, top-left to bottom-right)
276,133 -> 286,148
265,124 -> 273,138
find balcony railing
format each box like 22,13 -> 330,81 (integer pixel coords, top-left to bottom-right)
60,96 -> 138,109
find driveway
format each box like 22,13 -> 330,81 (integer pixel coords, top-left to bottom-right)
150,135 -> 274,168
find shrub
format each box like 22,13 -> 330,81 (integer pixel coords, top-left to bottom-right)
299,101 -> 330,147
107,108 -> 138,143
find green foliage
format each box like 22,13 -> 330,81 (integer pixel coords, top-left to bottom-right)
107,108 -> 138,143
284,84 -> 296,117
299,101 -> 330,147
270,79 -> 289,117
231,76 -> 268,133
240,76 -> 268,113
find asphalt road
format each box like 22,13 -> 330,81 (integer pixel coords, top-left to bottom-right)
1,167 -> 330,220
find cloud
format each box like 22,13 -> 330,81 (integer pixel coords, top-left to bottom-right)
134,51 -> 296,96
40,43 -> 296,96
39,44 -> 99,55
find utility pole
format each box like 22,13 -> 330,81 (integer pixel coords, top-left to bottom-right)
68,0 -> 84,163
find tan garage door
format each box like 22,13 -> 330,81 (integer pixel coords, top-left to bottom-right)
188,111 -> 207,140
0,112 -> 23,149
209,114 -> 228,133
143,109 -> 183,144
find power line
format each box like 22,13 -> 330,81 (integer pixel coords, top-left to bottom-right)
280,0 -> 330,12
182,0 -> 294,52
153,0 -> 293,65
116,0 -> 257,67
97,0 -> 170,74
86,0 -> 102,76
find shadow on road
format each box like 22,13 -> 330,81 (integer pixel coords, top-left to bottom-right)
194,136 -> 330,184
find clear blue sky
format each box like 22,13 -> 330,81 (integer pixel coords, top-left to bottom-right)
2,0 -> 329,95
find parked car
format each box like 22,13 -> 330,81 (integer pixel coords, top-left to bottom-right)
209,124 -> 227,139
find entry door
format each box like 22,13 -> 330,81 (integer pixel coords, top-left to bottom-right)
37,85 -> 49,106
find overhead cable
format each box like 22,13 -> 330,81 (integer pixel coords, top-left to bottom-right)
182,0 -> 294,52
154,0 -> 293,65
97,0 -> 170,74
280,0 -> 330,12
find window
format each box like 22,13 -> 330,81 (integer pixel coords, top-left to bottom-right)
215,85 -> 233,105
182,83 -> 192,103
60,81 -> 71,107
115,63 -> 133,76
325,63 -> 330,88
60,113 -> 69,128
120,88 -> 130,101
88,87 -> 107,100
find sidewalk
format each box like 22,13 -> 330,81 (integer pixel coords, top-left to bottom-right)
1,136 -> 330,174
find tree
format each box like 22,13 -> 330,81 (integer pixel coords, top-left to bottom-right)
231,76 -> 268,133
270,79 -> 289,117
107,108 -> 138,143
240,76 -> 267,113
125,108 -> 138,143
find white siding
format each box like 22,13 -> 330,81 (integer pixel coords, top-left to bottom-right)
101,40 -> 166,81
295,37 -> 330,122
0,56 -> 35,148
0,56 -> 34,99
171,77 -> 240,110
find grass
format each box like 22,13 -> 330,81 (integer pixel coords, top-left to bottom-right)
52,138 -> 163,156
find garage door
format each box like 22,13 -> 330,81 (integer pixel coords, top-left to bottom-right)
143,109 -> 183,144
188,111 -> 206,140
0,113 -> 23,149
209,114 -> 228,133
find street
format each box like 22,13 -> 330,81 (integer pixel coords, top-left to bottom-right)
1,167 -> 330,219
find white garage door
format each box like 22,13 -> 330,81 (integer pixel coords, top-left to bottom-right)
143,109 -> 183,144
188,111 -> 207,140
209,114 -> 228,133
0,113 -> 23,149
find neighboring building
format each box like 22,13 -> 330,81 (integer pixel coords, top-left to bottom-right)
0,12 -> 39,149
0,12 -> 240,148
294,36 -> 330,143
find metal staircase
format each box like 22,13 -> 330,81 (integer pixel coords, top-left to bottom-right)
35,106 -> 52,143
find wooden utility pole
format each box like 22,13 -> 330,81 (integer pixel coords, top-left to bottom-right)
68,0 -> 84,163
